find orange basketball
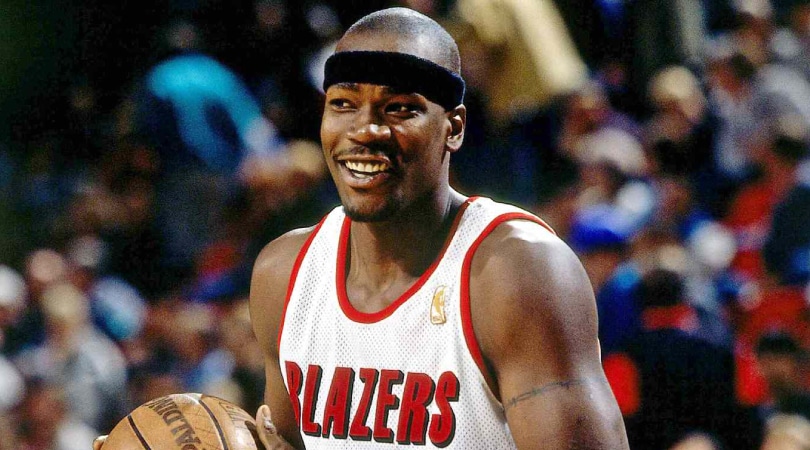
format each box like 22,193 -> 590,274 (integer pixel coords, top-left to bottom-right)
102,393 -> 259,450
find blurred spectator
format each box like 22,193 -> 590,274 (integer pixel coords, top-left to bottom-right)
668,432 -> 724,450
725,7 -> 810,132
209,0 -> 327,139
603,268 -> 763,449
573,131 -> 654,225
0,413 -> 18,450
452,0 -> 588,126
444,19 -> 540,204
127,365 -> 184,417
137,18 -> 283,176
683,220 -> 740,346
773,0 -> 810,80
0,349 -> 24,412
2,249 -> 67,357
217,300 -> 265,414
14,380 -> 98,450
733,284 -> 810,410
552,82 -> 650,212
761,115 -> 810,286
440,2 -> 589,207
0,355 -> 24,450
191,138 -> 331,304
725,113 -> 809,283
13,135 -> 90,255
640,174 -> 739,346
529,81 -> 647,206
755,332 -> 810,421
704,47 -> 761,213
649,176 -> 715,245
558,81 -> 644,160
145,301 -> 233,394
623,0 -> 709,114
568,204 -> 643,354
0,264 -> 28,350
727,2 -> 774,70
0,266 -> 27,429
553,82 -> 655,224
644,65 -> 715,182
131,18 -> 287,283
90,139 -> 172,297
761,413 -> 810,450
13,283 -> 128,432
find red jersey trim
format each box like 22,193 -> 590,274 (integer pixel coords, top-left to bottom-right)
336,197 -> 477,324
277,217 -> 329,354
460,212 -> 554,386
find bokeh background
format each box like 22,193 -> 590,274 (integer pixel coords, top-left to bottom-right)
0,0 -> 809,449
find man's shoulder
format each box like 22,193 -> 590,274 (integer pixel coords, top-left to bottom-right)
469,216 -> 589,310
251,224 -> 321,303
249,225 -> 321,352
255,204 -> 343,266
253,225 -> 319,279
473,216 -> 569,274
472,197 -> 557,236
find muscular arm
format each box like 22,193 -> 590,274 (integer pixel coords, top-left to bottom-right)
470,220 -> 629,450
249,228 -> 315,449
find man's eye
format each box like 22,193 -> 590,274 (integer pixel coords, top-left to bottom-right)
387,103 -> 417,115
329,99 -> 353,110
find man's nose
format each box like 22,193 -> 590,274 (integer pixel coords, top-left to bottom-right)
347,109 -> 392,143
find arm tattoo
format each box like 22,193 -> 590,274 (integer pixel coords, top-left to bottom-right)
503,377 -> 607,411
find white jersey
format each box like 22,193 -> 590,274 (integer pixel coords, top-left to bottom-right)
277,197 -> 554,449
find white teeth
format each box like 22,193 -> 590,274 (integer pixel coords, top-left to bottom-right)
344,161 -> 389,174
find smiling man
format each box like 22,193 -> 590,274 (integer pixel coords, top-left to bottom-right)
248,7 -> 628,450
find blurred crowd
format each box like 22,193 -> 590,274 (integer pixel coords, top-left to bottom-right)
0,0 -> 809,449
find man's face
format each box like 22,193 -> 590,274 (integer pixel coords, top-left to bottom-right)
320,34 -> 458,222
757,352 -> 803,396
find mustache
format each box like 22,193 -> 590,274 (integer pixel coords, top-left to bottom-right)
333,145 -> 394,159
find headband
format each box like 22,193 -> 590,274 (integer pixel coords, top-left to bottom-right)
323,51 -> 465,111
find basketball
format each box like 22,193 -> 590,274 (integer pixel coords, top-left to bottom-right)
101,393 -> 259,450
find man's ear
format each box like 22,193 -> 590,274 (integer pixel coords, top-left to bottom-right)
446,105 -> 466,152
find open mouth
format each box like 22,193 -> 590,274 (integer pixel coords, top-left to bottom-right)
343,160 -> 391,179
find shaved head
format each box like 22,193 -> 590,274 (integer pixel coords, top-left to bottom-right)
337,7 -> 461,75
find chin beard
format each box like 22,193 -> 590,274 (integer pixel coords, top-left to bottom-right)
343,199 -> 402,223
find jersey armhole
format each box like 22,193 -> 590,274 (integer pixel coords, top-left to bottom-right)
276,217 -> 328,354
459,213 -> 555,395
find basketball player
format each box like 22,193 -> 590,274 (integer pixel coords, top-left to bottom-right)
95,7 -> 628,450
248,7 -> 628,450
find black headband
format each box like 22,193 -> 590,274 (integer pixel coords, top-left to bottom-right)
323,51 -> 465,111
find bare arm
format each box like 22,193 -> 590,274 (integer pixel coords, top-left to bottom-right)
249,227 -> 316,449
470,220 -> 629,450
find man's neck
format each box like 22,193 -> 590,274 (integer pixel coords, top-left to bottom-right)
344,190 -> 466,308
352,190 -> 464,272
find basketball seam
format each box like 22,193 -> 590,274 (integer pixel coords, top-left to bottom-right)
199,396 -> 230,450
127,415 -> 152,450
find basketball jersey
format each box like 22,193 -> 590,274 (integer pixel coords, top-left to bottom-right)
277,197 -> 554,449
